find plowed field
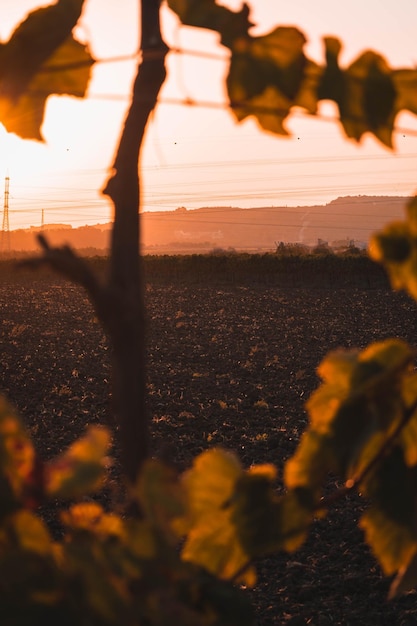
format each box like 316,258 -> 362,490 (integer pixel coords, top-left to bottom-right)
1,264 -> 417,625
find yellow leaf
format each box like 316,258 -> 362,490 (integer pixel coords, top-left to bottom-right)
370,204 -> 417,301
0,0 -> 93,140
46,426 -> 111,499
181,448 -> 242,527
10,509 -> 52,555
0,396 -> 37,505
284,429 -> 334,493
389,549 -> 417,599
182,512 -> 256,586
360,506 -> 417,576
61,502 -> 124,538
177,448 -> 256,584
400,374 -> 417,466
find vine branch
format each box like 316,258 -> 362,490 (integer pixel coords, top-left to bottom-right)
318,395 -> 417,511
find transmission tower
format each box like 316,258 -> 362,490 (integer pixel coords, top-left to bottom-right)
1,175 -> 10,253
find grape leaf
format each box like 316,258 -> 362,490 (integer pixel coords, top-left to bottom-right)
285,339 -> 414,507
61,502 -> 124,539
8,510 -> 53,555
0,0 -> 93,140
233,468 -> 313,555
360,447 -> 417,575
166,0 -> 253,47
231,464 -> 281,556
389,549 -> 417,599
370,197 -> 417,301
308,339 -> 411,437
393,69 -> 417,118
400,374 -> 417,466
134,459 -> 184,545
168,2 -> 417,146
319,39 -> 397,147
227,27 -> 321,136
0,395 -> 39,514
45,426 -> 110,499
284,429 -> 335,496
176,448 -> 256,585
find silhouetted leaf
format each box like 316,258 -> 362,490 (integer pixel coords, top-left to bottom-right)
168,3 -> 417,146
0,0 -> 93,140
393,69 -> 417,119
167,0 -> 253,47
228,27 -> 320,135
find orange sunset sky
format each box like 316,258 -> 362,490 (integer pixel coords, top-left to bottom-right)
0,0 -> 416,230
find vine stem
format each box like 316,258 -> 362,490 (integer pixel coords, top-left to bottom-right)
101,0 -> 168,486
22,0 -> 168,491
318,394 -> 417,510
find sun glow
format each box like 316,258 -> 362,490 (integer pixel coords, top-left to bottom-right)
0,0 -> 416,232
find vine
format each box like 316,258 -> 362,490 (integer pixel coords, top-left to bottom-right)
0,0 -> 416,623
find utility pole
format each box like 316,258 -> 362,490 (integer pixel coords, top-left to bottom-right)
41,208 -> 44,231
1,175 -> 10,253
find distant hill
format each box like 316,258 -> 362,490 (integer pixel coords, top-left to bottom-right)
1,196 -> 411,254
141,195 -> 410,253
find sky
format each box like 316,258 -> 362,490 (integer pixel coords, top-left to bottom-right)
0,0 -> 416,231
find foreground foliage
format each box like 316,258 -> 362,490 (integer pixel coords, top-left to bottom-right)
1,0 -> 417,624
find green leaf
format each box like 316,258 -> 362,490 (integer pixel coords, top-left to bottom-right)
178,448 -> 242,531
0,0 -> 93,140
45,426 -> 110,499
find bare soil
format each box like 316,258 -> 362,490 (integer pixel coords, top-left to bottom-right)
1,265 -> 417,625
